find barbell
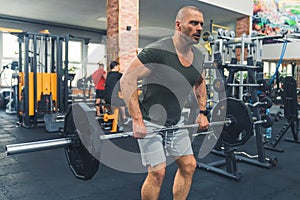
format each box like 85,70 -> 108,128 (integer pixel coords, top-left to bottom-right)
5,98 -> 272,180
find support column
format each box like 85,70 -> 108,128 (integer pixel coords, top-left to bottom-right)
106,0 -> 139,72
235,16 -> 250,61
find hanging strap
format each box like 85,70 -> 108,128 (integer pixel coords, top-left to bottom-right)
268,40 -> 288,85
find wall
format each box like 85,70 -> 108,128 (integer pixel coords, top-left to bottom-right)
197,0 -> 253,16
262,41 -> 299,60
251,0 -> 300,61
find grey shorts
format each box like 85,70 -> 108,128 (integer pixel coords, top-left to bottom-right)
137,117 -> 194,167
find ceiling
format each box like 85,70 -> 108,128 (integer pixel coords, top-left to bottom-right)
0,0 -> 247,38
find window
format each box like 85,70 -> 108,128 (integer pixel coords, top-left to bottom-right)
3,33 -> 18,59
86,43 -> 106,77
68,41 -> 82,63
1,33 -> 19,87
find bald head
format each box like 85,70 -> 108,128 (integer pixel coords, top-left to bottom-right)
174,6 -> 204,44
176,6 -> 202,22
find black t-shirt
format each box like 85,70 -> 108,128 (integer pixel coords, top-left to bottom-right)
137,37 -> 204,126
104,71 -> 124,106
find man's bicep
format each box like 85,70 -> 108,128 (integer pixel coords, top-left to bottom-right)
194,74 -> 206,94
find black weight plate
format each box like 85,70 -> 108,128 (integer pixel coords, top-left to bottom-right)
64,104 -> 100,180
213,78 -> 226,93
261,97 -> 273,109
261,114 -> 273,128
211,98 -> 253,146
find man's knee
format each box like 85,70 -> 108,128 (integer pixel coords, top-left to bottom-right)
148,165 -> 166,185
178,156 -> 197,175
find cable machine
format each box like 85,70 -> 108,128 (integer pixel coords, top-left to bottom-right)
14,32 -> 69,128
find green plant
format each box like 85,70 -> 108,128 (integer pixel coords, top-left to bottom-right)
68,65 -> 78,74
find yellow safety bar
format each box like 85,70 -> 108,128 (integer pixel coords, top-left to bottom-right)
211,23 -> 229,34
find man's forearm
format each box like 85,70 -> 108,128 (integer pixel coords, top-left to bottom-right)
120,76 -> 143,122
120,57 -> 150,123
193,78 -> 207,111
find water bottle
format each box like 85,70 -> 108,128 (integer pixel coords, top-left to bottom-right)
265,108 -> 272,139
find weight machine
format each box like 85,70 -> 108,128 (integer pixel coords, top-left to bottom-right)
13,32 -> 70,128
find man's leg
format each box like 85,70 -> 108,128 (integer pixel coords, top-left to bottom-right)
138,120 -> 166,200
95,98 -> 101,116
119,106 -> 127,121
141,162 -> 166,200
173,155 -> 196,200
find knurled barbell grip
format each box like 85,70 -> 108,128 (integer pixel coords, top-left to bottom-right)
99,119 -> 231,140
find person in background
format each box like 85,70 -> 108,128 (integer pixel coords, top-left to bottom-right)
105,61 -> 130,124
92,62 -> 107,116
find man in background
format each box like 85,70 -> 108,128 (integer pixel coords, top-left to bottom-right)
92,62 -> 107,116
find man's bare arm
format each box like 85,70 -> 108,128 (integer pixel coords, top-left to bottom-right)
120,57 -> 150,137
193,73 -> 209,129
193,74 -> 207,111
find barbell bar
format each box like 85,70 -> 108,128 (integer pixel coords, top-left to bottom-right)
227,83 -> 261,87
6,120 -> 230,156
99,120 -> 231,140
6,138 -> 72,156
7,113 -> 272,156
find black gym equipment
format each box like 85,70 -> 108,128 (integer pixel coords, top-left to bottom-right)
233,59 -> 275,169
264,76 -> 300,152
43,113 -> 65,133
0,89 -> 11,109
196,97 -> 274,181
197,98 -> 252,180
75,76 -> 94,102
202,32 -> 279,178
64,104 -> 100,180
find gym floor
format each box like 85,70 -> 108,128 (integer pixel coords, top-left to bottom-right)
0,110 -> 300,200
